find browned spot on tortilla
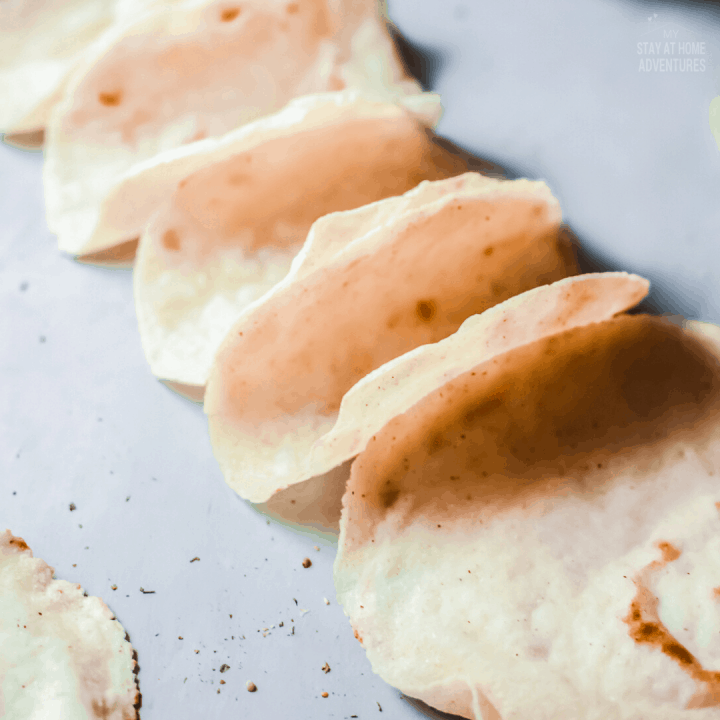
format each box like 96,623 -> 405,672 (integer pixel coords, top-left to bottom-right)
98,91 -> 122,107
713,587 -> 720,600
416,300 -> 437,322
353,627 -> 363,644
657,541 -> 681,563
220,7 -> 241,21
286,2 -> 299,13
162,229 -> 181,252
484,246 -> 494,256
8,536 -> 29,552
624,544 -> 720,708
379,485 -> 400,509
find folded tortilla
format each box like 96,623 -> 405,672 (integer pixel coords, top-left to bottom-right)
134,90 -> 463,397
334,273 -> 720,719
43,0 -> 419,258
0,530 -> 139,719
1,0 -> 116,138
205,173 -> 579,507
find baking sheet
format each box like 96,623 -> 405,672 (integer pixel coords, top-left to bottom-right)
1,1 -> 719,718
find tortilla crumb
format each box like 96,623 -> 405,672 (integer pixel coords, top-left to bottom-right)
69,503 -> 76,511
321,692 -> 329,698
246,681 -> 257,692
220,664 -> 230,673
302,558 -> 312,568
322,662 -> 330,673
111,584 -> 117,590
190,557 -> 200,563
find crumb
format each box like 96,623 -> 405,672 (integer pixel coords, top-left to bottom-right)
314,545 -> 320,551
195,650 -> 199,654
321,692 -> 329,698
220,679 -> 225,685
324,598 -> 330,605
190,557 -> 200,563
139,587 -> 155,594
302,558 -> 312,568
178,636 -> 183,640
72,564 -> 77,568
220,664 -> 230,673
321,662 -> 330,674
216,689 -> 220,694
279,621 -> 284,627
293,598 -> 298,605
246,681 -> 257,692
111,584 -> 117,591
377,701 -> 382,711
69,503 -> 76,511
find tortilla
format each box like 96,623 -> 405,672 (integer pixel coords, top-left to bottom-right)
205,174 -> 579,507
43,0 -> 420,258
334,273 -> 720,719
0,530 -> 139,719
135,90 -> 462,394
0,0 -> 116,138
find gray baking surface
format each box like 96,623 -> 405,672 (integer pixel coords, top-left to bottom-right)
1,1 -> 718,718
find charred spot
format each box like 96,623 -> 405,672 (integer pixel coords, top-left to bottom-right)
416,299 -> 436,322
353,628 -> 363,645
637,622 -> 662,641
220,7 -> 241,21
98,91 -> 122,107
162,229 -> 181,252
663,642 -> 695,666
8,537 -> 29,551
484,246 -> 494,256
379,485 -> 400,509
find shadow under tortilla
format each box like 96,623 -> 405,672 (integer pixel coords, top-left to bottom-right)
162,380 -> 205,405
256,459 -> 353,537
388,23 -> 448,92
402,695 -> 472,720
2,129 -> 44,152
76,238 -> 139,269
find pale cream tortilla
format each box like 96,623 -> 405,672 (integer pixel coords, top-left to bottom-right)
334,274 -> 720,719
205,174 -> 580,507
43,0 -> 420,257
0,0 -> 116,137
134,90 -> 459,393
0,531 -> 139,719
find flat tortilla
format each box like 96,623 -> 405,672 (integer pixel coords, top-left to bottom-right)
134,90 -> 459,392
43,0 -> 419,257
0,530 -> 139,719
205,175 -> 580,507
334,274 -> 720,719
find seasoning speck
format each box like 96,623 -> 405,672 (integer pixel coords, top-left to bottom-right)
302,557 -> 312,568
246,681 -> 257,693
